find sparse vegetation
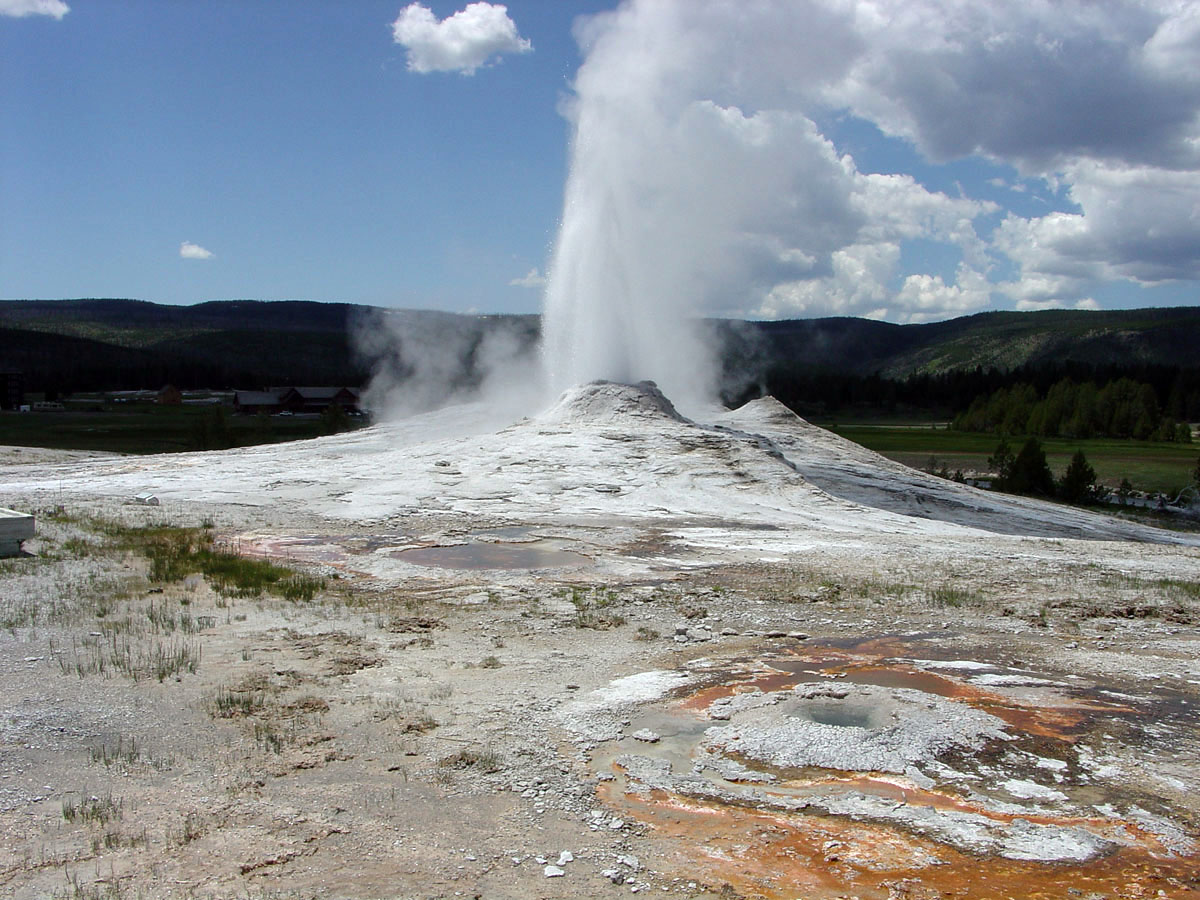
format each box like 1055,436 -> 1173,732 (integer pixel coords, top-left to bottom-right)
54,632 -> 201,682
209,687 -> 267,718
437,747 -> 502,773
44,513 -> 324,603
929,584 -> 982,608
135,526 -> 324,600
567,585 -> 628,629
61,793 -> 122,826
87,736 -> 170,771
169,811 -> 205,846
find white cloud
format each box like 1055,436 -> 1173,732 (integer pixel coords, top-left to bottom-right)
391,2 -> 531,75
895,268 -> 993,323
813,1 -> 1200,308
179,241 -> 214,260
995,160 -> 1200,304
509,267 -> 546,289
1017,297 -> 1101,312
0,0 -> 68,18
758,242 -> 899,320
826,1 -> 1200,172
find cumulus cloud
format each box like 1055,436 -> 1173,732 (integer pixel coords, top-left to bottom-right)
539,0 -> 1200,397
1005,162 -> 1200,280
818,1 -> 1200,307
0,0 -> 68,18
509,267 -> 546,288
994,159 -> 1200,305
391,2 -> 531,75
826,1 -> 1200,172
179,241 -> 214,260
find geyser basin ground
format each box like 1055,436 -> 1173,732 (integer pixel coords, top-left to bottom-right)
0,382 -> 1197,899
570,636 -> 1200,897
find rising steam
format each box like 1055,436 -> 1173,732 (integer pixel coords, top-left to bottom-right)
541,1 -> 865,411
352,308 -> 543,425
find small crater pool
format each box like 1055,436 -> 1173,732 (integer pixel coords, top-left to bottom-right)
392,541 -> 592,570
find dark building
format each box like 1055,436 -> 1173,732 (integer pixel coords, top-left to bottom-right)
0,368 -> 24,411
234,386 -> 361,415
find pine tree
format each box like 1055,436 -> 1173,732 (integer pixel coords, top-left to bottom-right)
1007,437 -> 1055,497
1058,449 -> 1097,504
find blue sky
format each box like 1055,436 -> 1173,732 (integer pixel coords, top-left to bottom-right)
3,1 -> 1199,323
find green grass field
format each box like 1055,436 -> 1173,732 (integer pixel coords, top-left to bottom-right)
829,424 -> 1198,495
0,404 -> 356,454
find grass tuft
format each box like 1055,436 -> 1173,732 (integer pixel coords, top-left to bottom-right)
61,792 -> 122,826
437,747 -> 502,773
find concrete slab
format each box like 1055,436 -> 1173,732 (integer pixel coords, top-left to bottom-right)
0,508 -> 35,556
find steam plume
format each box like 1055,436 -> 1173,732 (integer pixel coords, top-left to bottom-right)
541,1 -> 864,409
353,309 -> 542,424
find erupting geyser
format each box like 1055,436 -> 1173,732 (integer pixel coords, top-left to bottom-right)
539,1 -> 831,413
539,1 -> 876,413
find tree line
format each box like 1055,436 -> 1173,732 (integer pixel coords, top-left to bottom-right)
952,376 -> 1193,442
737,359 -> 1200,424
984,435 -> 1200,507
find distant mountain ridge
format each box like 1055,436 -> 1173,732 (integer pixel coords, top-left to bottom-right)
1,298 -> 1197,395
743,307 -> 1200,377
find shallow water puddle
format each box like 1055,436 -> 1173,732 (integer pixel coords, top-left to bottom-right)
592,636 -> 1200,899
391,541 -> 592,570
231,530 -> 593,571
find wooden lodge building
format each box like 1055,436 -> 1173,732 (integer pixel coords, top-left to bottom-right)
233,386 -> 361,416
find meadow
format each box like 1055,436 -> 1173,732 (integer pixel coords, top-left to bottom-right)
0,403 -> 355,454
830,423 -> 1198,495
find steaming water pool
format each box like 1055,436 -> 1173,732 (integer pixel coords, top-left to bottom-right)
392,541 -> 592,570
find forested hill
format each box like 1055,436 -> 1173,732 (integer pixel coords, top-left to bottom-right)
742,306 -> 1200,378
0,299 -> 538,393
1,299 -> 1198,402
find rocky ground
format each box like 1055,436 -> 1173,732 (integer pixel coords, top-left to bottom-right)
1,383 -> 1198,899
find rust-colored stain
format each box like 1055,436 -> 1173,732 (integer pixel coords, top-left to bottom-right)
680,641 -> 1138,743
230,533 -> 377,576
621,637 -> 1198,898
842,663 -> 1126,742
606,784 -> 1200,900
